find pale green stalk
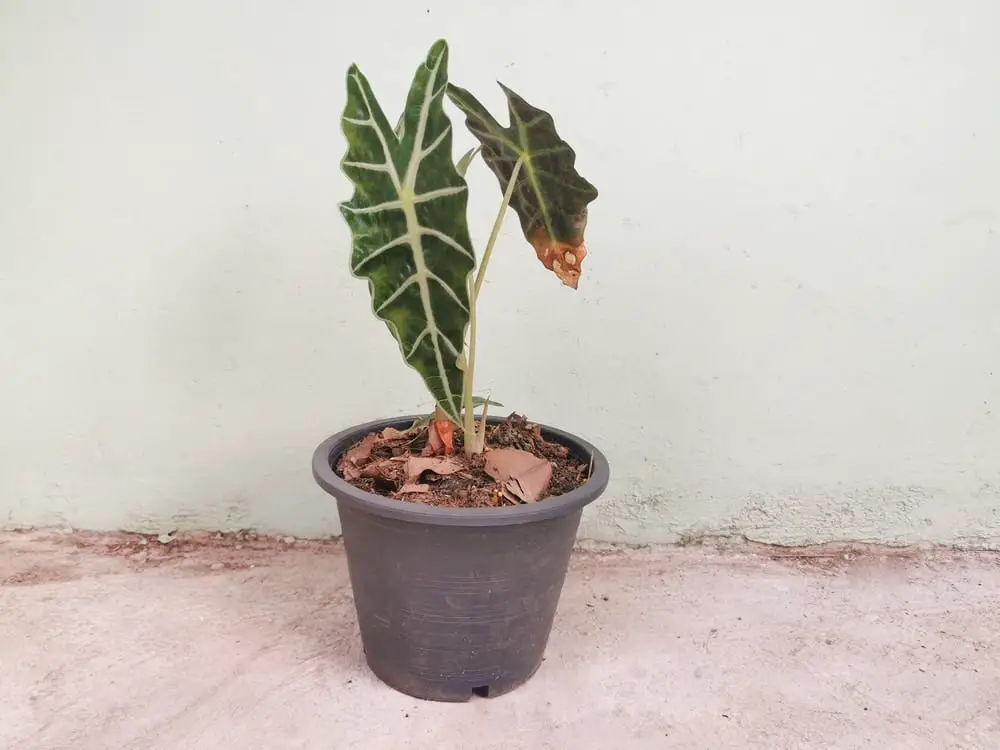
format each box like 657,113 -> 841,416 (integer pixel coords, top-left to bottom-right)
462,158 -> 525,457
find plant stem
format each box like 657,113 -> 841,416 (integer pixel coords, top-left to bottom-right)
462,158 -> 525,457
461,283 -> 479,457
474,159 -> 524,298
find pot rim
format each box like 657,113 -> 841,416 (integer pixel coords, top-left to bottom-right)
312,415 -> 610,527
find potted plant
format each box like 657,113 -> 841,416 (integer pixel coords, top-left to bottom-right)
312,39 -> 610,702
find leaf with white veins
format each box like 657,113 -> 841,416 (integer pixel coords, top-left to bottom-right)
340,40 -> 475,423
446,82 -> 599,289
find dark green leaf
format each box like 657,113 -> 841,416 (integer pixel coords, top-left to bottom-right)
446,82 -> 599,288
339,40 -> 475,423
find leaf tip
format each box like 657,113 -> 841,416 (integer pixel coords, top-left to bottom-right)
530,228 -> 588,290
496,81 -> 527,107
427,38 -> 450,66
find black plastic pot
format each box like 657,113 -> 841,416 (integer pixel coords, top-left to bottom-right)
312,415 -> 610,702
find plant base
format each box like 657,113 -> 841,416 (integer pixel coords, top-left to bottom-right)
312,416 -> 610,702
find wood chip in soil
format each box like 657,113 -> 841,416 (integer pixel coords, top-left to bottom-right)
334,413 -> 590,509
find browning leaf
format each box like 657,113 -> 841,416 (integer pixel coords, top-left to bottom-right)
423,417 -> 455,456
446,82 -> 599,288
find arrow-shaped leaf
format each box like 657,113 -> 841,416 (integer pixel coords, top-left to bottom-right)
339,40 -> 475,424
446,82 -> 599,289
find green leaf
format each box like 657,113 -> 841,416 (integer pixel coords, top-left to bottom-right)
456,146 -> 481,176
446,82 -> 599,289
408,413 -> 433,431
339,40 -> 475,424
471,395 -> 503,409
408,394 -> 501,432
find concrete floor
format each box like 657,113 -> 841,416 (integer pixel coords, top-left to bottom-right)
1,531 -> 998,750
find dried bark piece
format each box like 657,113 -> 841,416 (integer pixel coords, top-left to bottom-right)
340,433 -> 379,480
380,426 -> 412,440
398,483 -> 430,494
360,459 -> 397,480
405,456 -> 463,483
484,448 -> 553,503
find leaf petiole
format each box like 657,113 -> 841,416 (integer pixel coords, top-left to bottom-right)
462,157 -> 525,457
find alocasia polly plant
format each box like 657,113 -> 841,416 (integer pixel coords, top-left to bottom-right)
339,39 -> 598,458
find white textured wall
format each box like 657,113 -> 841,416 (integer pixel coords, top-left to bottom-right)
2,1 -> 998,545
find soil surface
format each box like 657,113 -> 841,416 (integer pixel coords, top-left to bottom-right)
335,413 -> 590,508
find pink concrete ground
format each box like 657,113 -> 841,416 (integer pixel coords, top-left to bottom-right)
1,530 -> 998,749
